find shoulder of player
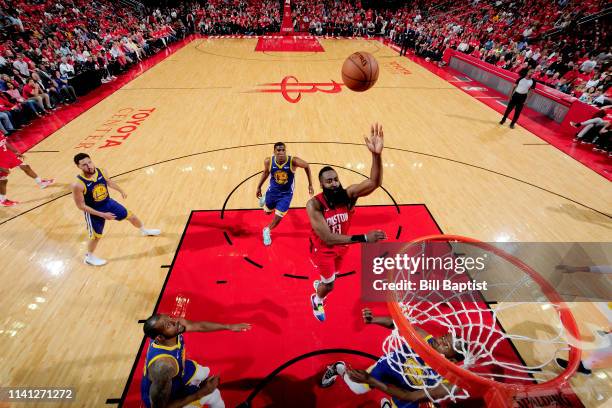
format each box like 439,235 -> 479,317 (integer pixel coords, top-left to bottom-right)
148,357 -> 177,380
72,180 -> 85,191
345,183 -> 360,198
290,156 -> 307,168
306,196 -> 322,211
263,157 -> 271,171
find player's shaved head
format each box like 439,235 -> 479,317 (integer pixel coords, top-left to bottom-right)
143,314 -> 185,340
143,314 -> 162,339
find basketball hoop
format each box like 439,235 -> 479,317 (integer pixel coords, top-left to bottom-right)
384,234 -> 582,406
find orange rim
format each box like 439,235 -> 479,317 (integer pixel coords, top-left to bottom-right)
386,234 -> 581,406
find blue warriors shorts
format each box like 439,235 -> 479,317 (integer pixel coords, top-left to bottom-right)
264,190 -> 293,217
84,199 -> 131,239
368,359 -> 419,408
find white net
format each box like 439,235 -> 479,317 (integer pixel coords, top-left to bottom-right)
382,240 -> 575,404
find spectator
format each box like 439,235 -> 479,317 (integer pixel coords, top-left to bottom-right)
580,53 -> 597,73
59,57 -> 76,78
570,109 -> 608,143
12,54 -> 30,77
31,72 -> 61,106
53,71 -> 77,103
22,78 -> 53,112
0,110 -> 16,135
5,82 -> 43,116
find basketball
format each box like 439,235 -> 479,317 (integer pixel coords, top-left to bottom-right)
341,51 -> 379,92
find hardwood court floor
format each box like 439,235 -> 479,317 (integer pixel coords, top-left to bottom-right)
0,38 -> 610,406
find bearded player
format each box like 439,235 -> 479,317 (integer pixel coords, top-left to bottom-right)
308,123 -> 387,322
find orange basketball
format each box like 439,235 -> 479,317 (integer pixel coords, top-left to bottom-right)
341,51 -> 379,92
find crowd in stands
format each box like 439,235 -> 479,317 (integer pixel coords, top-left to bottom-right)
0,0 -> 284,135
0,0 -> 186,136
292,0 -> 610,107
0,0 -> 609,145
193,0 -> 281,34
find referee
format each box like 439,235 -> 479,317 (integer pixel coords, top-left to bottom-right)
500,68 -> 536,129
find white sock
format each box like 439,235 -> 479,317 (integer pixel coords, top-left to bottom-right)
342,372 -> 369,394
140,226 -> 147,232
35,177 -> 42,184
0,194 -> 5,202
199,389 -> 225,408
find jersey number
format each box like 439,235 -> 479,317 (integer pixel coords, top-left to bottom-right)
331,223 -> 342,234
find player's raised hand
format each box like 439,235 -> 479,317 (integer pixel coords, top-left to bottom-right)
362,308 -> 375,324
228,323 -> 252,332
366,229 -> 386,243
364,123 -> 384,155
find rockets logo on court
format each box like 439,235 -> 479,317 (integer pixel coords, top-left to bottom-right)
253,76 -> 343,103
274,170 -> 289,184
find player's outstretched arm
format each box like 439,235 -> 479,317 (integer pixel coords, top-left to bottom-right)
256,157 -> 271,198
347,123 -> 383,200
362,308 -> 395,329
291,156 -> 314,196
179,318 -> 251,333
348,369 -> 448,402
149,359 -> 219,408
307,198 -> 385,245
